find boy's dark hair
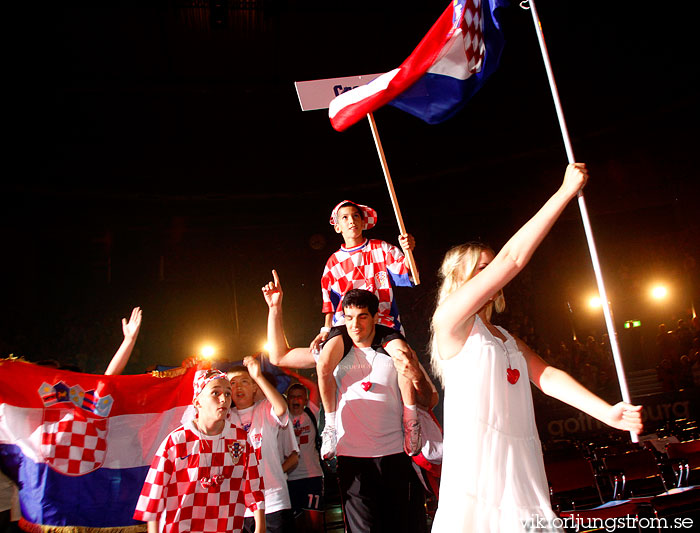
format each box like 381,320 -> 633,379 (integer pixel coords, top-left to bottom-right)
339,202 -> 364,221
228,365 -> 249,376
286,383 -> 308,398
341,289 -> 379,316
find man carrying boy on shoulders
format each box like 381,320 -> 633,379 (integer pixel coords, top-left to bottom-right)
313,200 -> 423,460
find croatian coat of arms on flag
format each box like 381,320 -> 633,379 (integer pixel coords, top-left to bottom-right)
38,380 -> 114,475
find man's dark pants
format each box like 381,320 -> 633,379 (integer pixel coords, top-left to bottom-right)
337,452 -> 427,533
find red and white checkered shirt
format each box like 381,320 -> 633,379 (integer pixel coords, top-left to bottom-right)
321,238 -> 413,331
133,421 -> 264,533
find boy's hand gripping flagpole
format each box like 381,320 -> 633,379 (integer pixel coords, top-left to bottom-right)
524,0 -> 637,442
293,75 -> 421,286
366,112 -> 421,285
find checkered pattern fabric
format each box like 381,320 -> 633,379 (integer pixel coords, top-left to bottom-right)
134,422 -> 264,533
40,407 -> 107,475
192,369 -> 228,402
329,200 -> 378,230
321,238 -> 413,331
462,0 -> 485,74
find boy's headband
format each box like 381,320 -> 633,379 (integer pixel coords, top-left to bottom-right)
193,369 -> 228,402
329,200 -> 377,230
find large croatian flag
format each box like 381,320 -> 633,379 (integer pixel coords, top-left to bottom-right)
0,359 -> 196,531
329,0 -> 508,131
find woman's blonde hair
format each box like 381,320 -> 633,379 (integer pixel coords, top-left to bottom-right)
430,242 -> 505,383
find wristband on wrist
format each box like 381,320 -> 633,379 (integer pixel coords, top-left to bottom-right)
320,327 -> 331,334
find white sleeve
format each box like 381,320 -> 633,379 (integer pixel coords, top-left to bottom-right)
278,422 -> 299,455
259,398 -> 290,428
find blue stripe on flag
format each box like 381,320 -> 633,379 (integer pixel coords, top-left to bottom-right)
2,444 -> 148,527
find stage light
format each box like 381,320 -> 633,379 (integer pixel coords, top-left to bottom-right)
262,341 -> 271,353
588,296 -> 602,309
200,345 -> 216,359
650,285 -> 668,300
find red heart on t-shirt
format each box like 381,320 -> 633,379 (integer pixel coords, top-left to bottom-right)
361,381 -> 372,391
506,368 -> 520,385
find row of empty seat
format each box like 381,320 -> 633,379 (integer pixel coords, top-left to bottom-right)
543,418 -> 700,529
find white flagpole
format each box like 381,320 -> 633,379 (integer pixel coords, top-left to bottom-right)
524,0 -> 637,442
367,112 -> 421,285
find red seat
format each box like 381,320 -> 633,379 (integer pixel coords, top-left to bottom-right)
649,486 -> 700,517
602,449 -> 668,499
666,440 -> 700,487
544,448 -> 603,511
545,442 -> 700,527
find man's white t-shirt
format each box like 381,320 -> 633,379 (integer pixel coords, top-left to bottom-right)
335,345 -> 403,458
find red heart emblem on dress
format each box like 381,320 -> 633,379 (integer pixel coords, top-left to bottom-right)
361,381 -> 371,391
506,367 -> 520,385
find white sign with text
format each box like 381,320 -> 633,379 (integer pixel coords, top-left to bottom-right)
294,73 -> 383,111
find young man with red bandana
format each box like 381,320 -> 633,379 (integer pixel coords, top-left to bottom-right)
134,369 -> 265,533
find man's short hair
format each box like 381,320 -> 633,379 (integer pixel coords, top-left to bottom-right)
342,289 -> 379,316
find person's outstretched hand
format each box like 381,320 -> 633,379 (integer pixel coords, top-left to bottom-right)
122,307 -> 142,341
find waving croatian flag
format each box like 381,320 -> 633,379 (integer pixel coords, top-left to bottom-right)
329,0 -> 508,131
0,359 -> 196,532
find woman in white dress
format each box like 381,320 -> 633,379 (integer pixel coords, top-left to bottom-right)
430,163 -> 643,533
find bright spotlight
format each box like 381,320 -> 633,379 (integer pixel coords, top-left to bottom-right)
588,296 -> 602,309
200,345 -> 216,359
262,342 -> 271,353
650,285 -> 668,300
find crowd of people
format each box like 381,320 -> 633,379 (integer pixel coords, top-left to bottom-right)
2,163 -> 654,533
499,313 -> 700,398
656,318 -> 700,391
539,335 -> 618,395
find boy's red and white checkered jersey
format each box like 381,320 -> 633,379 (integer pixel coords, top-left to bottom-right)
321,238 -> 413,331
133,421 -> 264,533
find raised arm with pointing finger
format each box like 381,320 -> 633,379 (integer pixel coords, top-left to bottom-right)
262,270 -> 316,369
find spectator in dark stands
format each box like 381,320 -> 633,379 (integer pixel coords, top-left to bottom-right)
657,355 -> 678,392
675,318 -> 694,356
691,315 -> 700,338
678,355 -> 694,388
689,339 -> 700,387
557,341 -> 573,373
656,323 -> 679,365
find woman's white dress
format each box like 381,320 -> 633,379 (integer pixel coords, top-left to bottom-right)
431,315 -> 561,533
